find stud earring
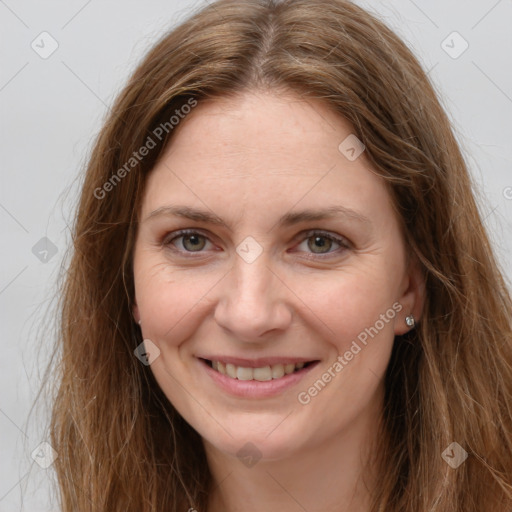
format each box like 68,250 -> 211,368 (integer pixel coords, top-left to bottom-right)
405,315 -> 415,328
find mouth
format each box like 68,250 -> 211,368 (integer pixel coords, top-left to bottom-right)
199,358 -> 319,381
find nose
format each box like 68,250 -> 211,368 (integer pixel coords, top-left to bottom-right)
213,253 -> 293,342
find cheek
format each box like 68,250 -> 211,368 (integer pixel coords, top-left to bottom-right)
133,258 -> 217,348
293,266 -> 401,350
293,274 -> 399,431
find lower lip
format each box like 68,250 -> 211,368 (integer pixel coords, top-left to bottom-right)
198,358 -> 320,398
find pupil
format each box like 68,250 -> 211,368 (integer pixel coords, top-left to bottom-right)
184,235 -> 204,251
309,236 -> 331,253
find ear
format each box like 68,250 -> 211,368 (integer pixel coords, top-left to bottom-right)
132,301 -> 141,325
394,254 -> 425,336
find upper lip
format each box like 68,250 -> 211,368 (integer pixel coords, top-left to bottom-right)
197,355 -> 319,368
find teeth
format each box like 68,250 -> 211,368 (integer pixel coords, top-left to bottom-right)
284,363 -> 296,374
253,366 -> 272,381
210,360 -> 308,380
226,363 -> 237,379
271,364 -> 285,379
236,366 -> 253,380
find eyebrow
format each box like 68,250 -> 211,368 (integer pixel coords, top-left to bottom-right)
143,204 -> 371,229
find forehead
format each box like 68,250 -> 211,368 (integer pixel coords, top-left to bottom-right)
162,91 -> 355,168
141,91 -> 395,231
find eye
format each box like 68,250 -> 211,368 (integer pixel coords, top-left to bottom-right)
294,230 -> 350,257
162,229 -> 350,258
163,230 -> 213,253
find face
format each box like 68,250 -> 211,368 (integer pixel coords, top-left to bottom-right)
132,90 -> 423,461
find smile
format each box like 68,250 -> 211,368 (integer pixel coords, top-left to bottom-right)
205,359 -> 315,381
197,357 -> 320,398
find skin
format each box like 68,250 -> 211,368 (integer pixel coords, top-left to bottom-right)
132,90 -> 425,512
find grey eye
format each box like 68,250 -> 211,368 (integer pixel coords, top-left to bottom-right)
179,234 -> 207,252
307,235 -> 335,254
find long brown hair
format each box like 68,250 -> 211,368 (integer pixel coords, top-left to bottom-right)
46,0 -> 512,510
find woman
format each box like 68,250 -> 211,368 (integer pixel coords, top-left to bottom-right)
48,0 -> 512,510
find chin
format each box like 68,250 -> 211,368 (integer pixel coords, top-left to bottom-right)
199,413 -> 312,463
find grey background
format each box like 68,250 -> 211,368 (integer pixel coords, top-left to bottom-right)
1,0 -> 511,510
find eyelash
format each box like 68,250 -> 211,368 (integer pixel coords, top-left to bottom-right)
162,229 -> 351,259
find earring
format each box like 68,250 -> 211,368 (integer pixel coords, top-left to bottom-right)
405,315 -> 415,328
